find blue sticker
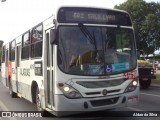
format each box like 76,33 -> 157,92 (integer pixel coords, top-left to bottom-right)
106,62 -> 129,73
112,62 -> 129,72
106,65 -> 112,73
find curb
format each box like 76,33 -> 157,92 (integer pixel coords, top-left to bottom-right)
151,84 -> 160,87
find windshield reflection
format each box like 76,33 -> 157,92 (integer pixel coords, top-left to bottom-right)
58,26 -> 136,75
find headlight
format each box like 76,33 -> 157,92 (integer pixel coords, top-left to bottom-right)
57,83 -> 82,99
125,80 -> 138,93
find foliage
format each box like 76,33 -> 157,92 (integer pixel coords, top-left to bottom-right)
115,0 -> 160,55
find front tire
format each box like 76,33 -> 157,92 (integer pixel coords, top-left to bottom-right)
36,88 -> 42,111
36,87 -> 46,116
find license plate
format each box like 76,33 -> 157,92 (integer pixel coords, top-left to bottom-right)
142,78 -> 148,80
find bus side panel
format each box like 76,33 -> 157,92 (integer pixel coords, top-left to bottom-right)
20,60 -> 33,102
11,62 -> 17,93
20,60 -> 44,102
1,63 -> 7,87
16,67 -> 21,93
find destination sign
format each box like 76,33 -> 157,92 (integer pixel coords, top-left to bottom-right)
66,11 -> 116,23
57,7 -> 132,26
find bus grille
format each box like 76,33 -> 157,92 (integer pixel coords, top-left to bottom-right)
90,97 -> 119,107
76,79 -> 124,88
85,89 -> 121,95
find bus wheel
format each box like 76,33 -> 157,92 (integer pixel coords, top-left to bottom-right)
36,87 -> 45,116
36,88 -> 42,110
9,79 -> 17,98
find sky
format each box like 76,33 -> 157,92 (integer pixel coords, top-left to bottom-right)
0,0 -> 160,44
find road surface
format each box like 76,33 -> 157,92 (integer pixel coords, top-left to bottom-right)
0,80 -> 160,120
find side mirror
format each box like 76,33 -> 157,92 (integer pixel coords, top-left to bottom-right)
50,29 -> 56,44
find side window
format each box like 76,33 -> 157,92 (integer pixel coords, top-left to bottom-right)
46,33 -> 50,67
23,32 -> 30,46
10,40 -> 16,61
31,24 -> 43,58
1,46 -> 5,63
16,46 -> 20,67
21,32 -> 30,59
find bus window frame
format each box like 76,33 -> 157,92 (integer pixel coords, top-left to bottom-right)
21,31 -> 30,60
31,24 -> 43,59
10,40 -> 16,61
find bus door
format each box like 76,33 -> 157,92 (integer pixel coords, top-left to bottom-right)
45,29 -> 55,109
16,46 -> 22,96
5,50 -> 9,87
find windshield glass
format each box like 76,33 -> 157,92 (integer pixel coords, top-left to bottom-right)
58,26 -> 136,75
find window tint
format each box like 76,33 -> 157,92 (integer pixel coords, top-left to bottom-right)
21,46 -> 30,59
1,46 -> 5,63
21,31 -> 30,59
10,40 -> 16,61
23,32 -> 30,46
58,26 -> 136,75
46,33 -> 50,67
31,24 -> 43,58
16,46 -> 20,67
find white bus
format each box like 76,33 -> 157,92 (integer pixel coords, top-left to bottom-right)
1,6 -> 139,116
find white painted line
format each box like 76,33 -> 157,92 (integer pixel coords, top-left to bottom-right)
0,100 -> 17,120
140,93 -> 160,98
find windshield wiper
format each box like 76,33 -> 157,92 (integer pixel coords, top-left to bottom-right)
78,23 -> 96,47
78,23 -> 98,57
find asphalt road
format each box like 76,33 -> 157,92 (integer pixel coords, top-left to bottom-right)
0,80 -> 160,120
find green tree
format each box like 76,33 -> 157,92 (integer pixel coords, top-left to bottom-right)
115,0 -> 160,55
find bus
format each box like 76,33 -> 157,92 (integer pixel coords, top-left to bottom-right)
1,6 -> 139,116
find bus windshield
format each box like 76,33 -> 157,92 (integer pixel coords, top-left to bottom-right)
58,25 -> 136,75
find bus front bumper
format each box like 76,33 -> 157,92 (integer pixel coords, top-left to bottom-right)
54,89 -> 139,116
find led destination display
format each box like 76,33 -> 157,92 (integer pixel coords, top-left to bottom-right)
58,7 -> 132,26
